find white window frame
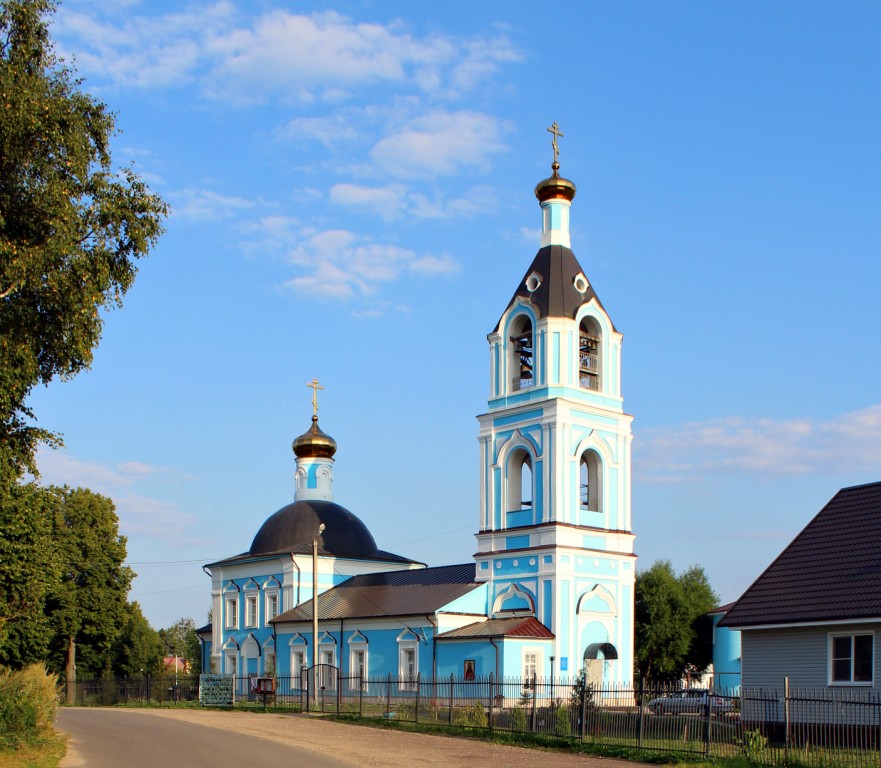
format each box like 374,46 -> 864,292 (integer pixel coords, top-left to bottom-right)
225,650 -> 238,678
265,591 -> 280,622
348,633 -> 369,692
290,648 -> 307,690
245,594 -> 258,628
224,596 -> 238,629
829,632 -> 874,686
523,647 -> 543,684
398,638 -> 418,691
319,645 -> 337,691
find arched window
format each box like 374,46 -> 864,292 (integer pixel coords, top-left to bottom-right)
579,317 -> 601,391
508,450 -> 532,514
580,451 -> 602,512
509,315 -> 534,392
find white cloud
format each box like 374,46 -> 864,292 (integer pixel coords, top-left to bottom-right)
35,447 -> 198,546
371,111 -> 508,179
329,183 -> 407,219
637,404 -> 881,481
55,7 -> 517,103
279,226 -> 461,300
172,188 -> 257,223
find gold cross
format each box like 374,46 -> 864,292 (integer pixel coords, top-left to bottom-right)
547,121 -> 564,163
306,378 -> 324,418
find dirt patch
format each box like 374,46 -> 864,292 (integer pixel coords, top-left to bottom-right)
135,708 -> 643,768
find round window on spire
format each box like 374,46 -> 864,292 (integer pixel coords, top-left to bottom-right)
525,271 -> 542,293
573,273 -> 589,294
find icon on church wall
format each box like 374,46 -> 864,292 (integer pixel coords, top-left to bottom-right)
463,659 -> 475,681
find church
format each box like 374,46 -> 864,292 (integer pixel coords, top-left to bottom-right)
200,131 -> 636,692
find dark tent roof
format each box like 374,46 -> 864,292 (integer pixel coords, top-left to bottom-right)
272,563 -> 481,623
720,482 -> 881,628
205,499 -> 416,568
493,244 -> 615,333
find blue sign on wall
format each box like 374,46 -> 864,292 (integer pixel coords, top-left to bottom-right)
560,657 -> 568,671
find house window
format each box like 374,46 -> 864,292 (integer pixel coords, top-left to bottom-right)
350,648 -> 368,691
399,644 -> 418,691
830,633 -> 874,684
523,650 -> 542,683
225,597 -> 238,629
264,651 -> 275,677
266,592 -> 279,621
291,650 -> 307,689
245,595 -> 258,628
320,648 -> 336,690
225,652 -> 237,678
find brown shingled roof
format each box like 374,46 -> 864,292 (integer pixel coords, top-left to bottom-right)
272,563 -> 481,623
437,616 -> 554,640
720,482 -> 881,628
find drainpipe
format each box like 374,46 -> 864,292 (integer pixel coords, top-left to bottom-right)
425,615 -> 437,680
290,553 -> 301,606
489,637 -> 500,679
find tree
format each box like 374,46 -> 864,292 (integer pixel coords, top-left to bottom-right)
43,487 -> 133,693
159,617 -> 201,676
0,483 -> 56,667
634,560 -> 718,686
112,601 -> 163,677
0,0 -> 168,481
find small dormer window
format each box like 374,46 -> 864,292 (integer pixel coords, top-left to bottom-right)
525,271 -> 542,292
573,273 -> 589,293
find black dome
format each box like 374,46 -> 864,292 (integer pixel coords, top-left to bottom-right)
249,500 -> 381,559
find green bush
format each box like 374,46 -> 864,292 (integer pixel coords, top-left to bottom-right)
740,729 -> 767,763
511,706 -> 528,731
453,701 -> 488,728
554,704 -> 572,737
0,664 -> 59,750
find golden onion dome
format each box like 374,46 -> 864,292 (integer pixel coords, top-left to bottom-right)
534,161 -> 576,203
292,416 -> 337,459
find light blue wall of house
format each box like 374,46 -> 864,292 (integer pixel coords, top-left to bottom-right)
712,614 -> 742,693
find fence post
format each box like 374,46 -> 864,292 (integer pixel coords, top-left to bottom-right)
449,673 -> 454,725
359,674 -> 364,718
336,667 -> 341,715
784,676 -> 791,765
386,673 -> 392,718
488,674 -> 494,733
415,673 -> 420,725
576,672 -> 587,744
637,680 -> 644,750
704,690 -> 712,756
530,673 -> 537,731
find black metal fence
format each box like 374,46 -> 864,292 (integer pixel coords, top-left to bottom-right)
62,672 -> 881,768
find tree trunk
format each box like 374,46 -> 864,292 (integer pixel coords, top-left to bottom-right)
66,635 -> 76,705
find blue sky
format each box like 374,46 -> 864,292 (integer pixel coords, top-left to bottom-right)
29,0 -> 881,630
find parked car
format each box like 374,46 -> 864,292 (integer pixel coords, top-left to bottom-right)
647,689 -> 733,715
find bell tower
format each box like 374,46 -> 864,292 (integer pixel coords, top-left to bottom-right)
475,125 -> 635,685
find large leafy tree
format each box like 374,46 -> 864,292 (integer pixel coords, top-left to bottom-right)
0,482 -> 56,667
0,0 -> 168,481
634,560 -> 718,686
44,487 -> 133,689
112,601 -> 163,677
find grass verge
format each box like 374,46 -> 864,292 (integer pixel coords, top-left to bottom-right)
0,733 -> 65,768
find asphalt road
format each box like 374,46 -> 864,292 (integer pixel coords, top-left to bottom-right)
56,708 -> 353,768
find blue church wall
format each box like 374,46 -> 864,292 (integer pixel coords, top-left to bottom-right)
561,580 -> 571,663
436,641 -> 499,679
505,534 -> 530,549
582,534 -> 606,549
440,586 -> 487,615
552,331 -> 560,383
542,580 -> 552,627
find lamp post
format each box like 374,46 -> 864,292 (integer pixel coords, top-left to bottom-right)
312,523 -> 325,705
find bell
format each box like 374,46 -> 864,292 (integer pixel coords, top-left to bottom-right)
520,361 -> 532,379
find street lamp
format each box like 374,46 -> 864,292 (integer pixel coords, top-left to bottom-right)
312,523 -> 325,705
